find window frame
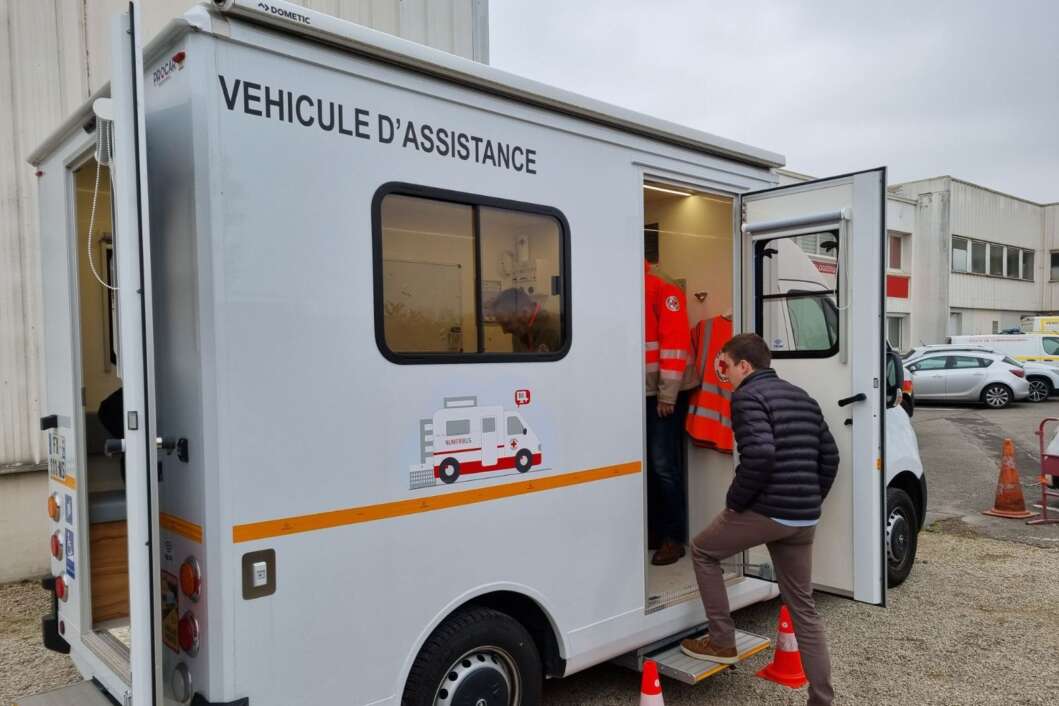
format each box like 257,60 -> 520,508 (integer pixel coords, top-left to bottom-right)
754,230 -> 841,360
372,182 -> 572,364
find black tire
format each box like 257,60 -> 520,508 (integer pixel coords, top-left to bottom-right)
981,383 -> 1013,409
514,449 -> 533,473
438,458 -> 460,484
402,607 -> 543,706
886,487 -> 919,588
1027,377 -> 1052,403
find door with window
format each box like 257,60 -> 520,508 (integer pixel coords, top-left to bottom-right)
481,415 -> 499,467
741,169 -> 887,605
908,356 -> 948,398
946,356 -> 990,397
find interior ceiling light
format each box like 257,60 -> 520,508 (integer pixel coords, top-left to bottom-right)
643,184 -> 692,197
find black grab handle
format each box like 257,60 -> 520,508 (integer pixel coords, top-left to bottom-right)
837,393 -> 868,407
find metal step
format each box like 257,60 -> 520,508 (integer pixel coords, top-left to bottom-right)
13,680 -> 118,706
616,628 -> 771,685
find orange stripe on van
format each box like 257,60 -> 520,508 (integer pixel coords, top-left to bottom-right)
231,461 -> 641,543
56,474 -> 77,490
160,512 -> 204,544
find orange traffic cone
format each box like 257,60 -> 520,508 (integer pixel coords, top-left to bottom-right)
983,438 -> 1034,519
640,659 -> 664,706
756,605 -> 808,689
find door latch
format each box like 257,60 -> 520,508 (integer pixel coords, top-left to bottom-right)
157,436 -> 189,463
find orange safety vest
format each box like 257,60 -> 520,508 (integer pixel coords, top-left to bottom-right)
645,264 -> 691,404
686,316 -> 734,452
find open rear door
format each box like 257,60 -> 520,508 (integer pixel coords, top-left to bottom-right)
110,3 -> 163,701
739,169 -> 886,605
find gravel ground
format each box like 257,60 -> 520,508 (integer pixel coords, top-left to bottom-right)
0,580 -> 79,705
542,525 -> 1059,705
4,527 -> 1056,705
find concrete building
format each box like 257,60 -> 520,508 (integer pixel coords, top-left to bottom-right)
0,0 -> 488,582
892,177 -> 1059,345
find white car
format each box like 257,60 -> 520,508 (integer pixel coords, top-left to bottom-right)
904,349 -> 1030,408
907,344 -> 1059,402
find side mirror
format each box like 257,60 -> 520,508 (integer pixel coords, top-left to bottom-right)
885,350 -> 904,409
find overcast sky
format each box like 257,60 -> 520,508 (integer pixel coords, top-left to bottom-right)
490,0 -> 1059,203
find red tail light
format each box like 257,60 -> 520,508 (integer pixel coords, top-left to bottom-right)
50,533 -> 63,560
902,379 -> 913,393
178,611 -> 200,656
54,576 -> 67,602
1010,368 -> 1025,378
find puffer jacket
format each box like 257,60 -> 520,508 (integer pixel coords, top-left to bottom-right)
726,368 -> 839,521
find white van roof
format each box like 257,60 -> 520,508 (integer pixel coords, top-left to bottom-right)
29,2 -> 786,170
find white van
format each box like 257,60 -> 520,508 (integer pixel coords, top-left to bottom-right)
948,333 -> 1059,368
1019,316 -> 1059,333
24,3 -> 926,705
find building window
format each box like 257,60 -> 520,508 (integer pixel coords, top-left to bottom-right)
952,237 -> 968,272
1051,252 -> 1059,282
888,232 -> 904,270
374,184 -> 569,363
953,235 -> 1034,282
1006,247 -> 1020,279
988,244 -> 1004,276
971,241 -> 987,274
886,316 -> 904,351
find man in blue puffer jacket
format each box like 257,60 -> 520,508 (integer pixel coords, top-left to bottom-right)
681,333 -> 839,706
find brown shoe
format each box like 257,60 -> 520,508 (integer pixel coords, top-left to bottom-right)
680,636 -> 739,664
650,540 -> 686,566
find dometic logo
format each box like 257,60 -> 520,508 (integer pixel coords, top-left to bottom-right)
257,2 -> 312,25
217,74 -> 539,175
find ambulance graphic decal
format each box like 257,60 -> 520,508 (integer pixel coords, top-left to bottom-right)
409,395 -> 544,490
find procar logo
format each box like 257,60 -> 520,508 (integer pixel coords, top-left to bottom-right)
152,51 -> 186,87
257,2 -> 312,25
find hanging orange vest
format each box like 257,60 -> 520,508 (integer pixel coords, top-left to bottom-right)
686,316 -> 734,452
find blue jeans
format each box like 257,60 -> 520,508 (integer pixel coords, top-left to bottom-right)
646,393 -> 687,544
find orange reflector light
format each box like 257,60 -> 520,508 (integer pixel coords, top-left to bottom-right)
50,533 -> 62,560
55,576 -> 67,602
47,494 -> 61,522
179,558 -> 201,602
178,612 -> 199,656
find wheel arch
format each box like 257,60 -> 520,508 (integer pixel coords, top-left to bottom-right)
396,583 -> 568,699
888,469 -> 927,530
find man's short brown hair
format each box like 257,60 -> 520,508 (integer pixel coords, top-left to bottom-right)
721,333 -> 772,370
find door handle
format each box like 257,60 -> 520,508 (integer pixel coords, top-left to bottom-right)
837,393 -> 867,407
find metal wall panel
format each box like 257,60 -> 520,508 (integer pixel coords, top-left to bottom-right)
0,0 -> 486,468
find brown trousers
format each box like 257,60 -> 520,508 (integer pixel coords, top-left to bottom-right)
691,509 -> 834,706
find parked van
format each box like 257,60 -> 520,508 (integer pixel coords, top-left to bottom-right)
24,3 -> 926,705
1020,316 -> 1059,333
948,333 -> 1059,368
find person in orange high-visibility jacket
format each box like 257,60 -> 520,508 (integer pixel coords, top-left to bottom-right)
686,316 -> 735,453
645,262 -> 695,566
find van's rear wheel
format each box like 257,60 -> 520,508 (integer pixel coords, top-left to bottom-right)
886,487 -> 918,588
438,458 -> 460,484
514,449 -> 533,473
402,607 -> 542,706
981,383 -> 1013,409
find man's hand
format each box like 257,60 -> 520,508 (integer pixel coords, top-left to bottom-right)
657,400 -> 675,417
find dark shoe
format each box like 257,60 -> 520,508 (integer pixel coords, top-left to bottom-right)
650,540 -> 686,566
680,636 -> 738,664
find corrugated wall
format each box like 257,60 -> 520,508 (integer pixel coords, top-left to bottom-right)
0,0 -> 485,468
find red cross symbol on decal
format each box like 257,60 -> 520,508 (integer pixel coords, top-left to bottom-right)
510,439 -> 518,449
